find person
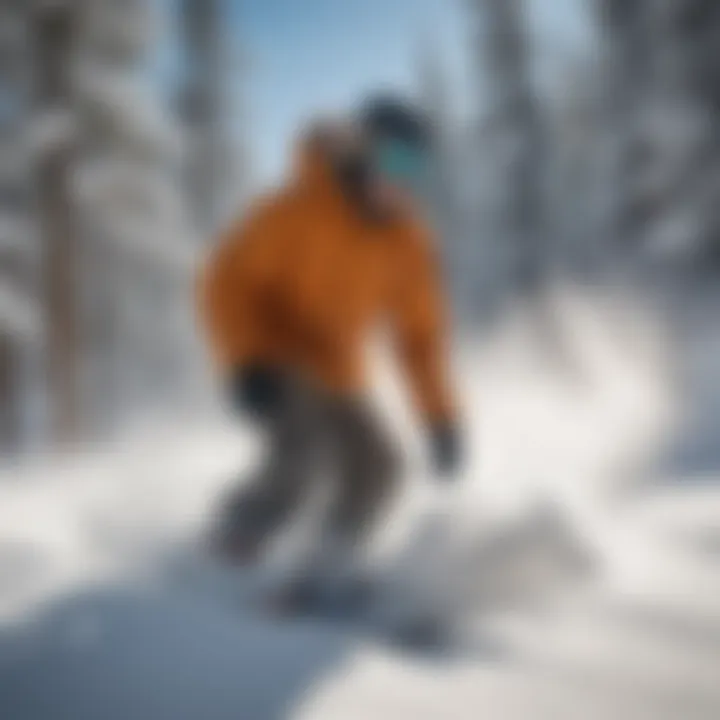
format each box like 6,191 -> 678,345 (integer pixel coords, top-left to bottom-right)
198,95 -> 462,606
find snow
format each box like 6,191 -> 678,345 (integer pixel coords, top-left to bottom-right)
1,287 -> 719,719
75,159 -> 197,272
105,223 -> 197,273
75,67 -> 182,159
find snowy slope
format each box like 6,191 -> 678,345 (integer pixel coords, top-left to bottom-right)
1,288 -> 719,720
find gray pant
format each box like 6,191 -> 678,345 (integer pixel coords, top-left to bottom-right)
222,377 -> 400,554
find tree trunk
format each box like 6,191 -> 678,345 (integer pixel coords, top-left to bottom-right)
594,0 -> 651,257
180,0 -> 227,237
32,1 -> 80,445
0,333 -> 19,453
472,0 -> 546,299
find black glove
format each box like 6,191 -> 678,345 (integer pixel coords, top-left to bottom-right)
228,364 -> 284,419
430,422 -> 462,478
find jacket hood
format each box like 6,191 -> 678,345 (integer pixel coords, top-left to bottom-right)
290,121 -> 341,191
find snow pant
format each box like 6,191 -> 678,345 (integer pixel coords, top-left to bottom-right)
222,376 -> 401,555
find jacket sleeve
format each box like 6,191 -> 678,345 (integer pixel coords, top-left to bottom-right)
197,198 -> 285,371
389,224 -> 456,424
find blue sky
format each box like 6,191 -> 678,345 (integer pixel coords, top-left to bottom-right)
221,0 -> 593,184
235,0 -> 447,183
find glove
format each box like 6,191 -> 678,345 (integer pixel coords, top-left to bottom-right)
430,422 -> 462,478
228,364 -> 284,419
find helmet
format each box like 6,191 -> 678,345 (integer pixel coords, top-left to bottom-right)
358,95 -> 432,192
358,94 -> 432,151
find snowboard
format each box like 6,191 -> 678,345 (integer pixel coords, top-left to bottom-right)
251,574 -> 455,654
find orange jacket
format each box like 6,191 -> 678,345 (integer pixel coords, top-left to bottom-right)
198,131 -> 455,422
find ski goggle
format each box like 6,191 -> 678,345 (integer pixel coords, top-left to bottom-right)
374,139 -> 430,192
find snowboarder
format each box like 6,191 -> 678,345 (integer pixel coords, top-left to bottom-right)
198,96 -> 462,607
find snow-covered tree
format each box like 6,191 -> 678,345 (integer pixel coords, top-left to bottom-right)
591,0 -> 652,265
179,0 -> 241,238
0,0 -> 40,452
75,0 -> 196,437
638,0 -> 720,266
468,0 -> 548,302
415,35 -> 469,323
588,0 -> 720,272
542,56 -> 611,278
31,0 -> 82,445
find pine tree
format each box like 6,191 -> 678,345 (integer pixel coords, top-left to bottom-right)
0,0 -> 39,451
179,0 -> 235,238
31,0 -> 81,445
593,0 -> 651,262
468,0 -> 547,301
416,34 -> 466,321
640,0 -> 720,265
592,0 -> 720,269
75,0 -> 194,435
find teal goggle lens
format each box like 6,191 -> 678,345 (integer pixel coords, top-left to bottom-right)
376,141 -> 429,187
